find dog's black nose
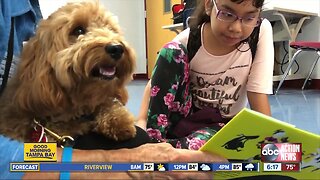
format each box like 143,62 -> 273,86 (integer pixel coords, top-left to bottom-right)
105,44 -> 124,60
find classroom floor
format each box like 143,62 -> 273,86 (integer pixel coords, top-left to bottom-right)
126,80 -> 320,135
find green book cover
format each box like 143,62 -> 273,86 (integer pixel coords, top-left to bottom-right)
200,108 -> 320,179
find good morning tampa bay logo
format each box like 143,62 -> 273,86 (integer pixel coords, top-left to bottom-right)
24,143 -> 57,162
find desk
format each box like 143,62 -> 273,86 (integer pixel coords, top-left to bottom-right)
261,7 -> 318,81
162,23 -> 183,34
261,7 -> 318,42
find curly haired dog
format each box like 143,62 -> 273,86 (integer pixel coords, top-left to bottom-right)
0,2 -> 149,149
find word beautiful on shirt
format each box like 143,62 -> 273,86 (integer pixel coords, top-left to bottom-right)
191,75 -> 241,115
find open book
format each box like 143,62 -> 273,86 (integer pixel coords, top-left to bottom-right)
200,108 -> 320,179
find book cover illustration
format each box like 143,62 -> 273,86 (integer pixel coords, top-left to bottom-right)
200,108 -> 320,179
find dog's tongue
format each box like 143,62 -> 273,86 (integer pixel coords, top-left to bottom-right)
99,66 -> 116,76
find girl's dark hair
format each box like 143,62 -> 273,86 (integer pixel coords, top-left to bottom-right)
189,0 -> 265,29
187,0 -> 265,59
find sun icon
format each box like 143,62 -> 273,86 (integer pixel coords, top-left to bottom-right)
157,164 -> 166,171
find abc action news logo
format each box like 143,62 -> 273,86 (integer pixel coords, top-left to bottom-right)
261,143 -> 302,163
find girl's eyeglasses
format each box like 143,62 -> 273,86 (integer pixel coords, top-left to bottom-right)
211,0 -> 262,27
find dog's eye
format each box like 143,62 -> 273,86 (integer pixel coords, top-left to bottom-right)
71,26 -> 86,36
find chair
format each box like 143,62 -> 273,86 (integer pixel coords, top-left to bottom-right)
183,8 -> 194,29
275,41 -> 320,94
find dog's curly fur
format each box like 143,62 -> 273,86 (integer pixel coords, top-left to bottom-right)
0,2 -> 137,144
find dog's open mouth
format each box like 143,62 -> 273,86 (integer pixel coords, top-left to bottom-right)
91,64 -> 116,80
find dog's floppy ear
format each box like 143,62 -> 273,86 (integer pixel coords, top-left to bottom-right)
52,49 -> 78,90
13,36 -> 69,116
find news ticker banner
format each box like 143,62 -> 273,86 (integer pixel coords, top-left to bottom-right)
10,162 -> 302,172
10,162 -> 260,172
19,142 -> 301,173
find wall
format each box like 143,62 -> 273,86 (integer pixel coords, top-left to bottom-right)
39,0 -> 147,74
39,0 -> 69,18
146,0 -> 181,78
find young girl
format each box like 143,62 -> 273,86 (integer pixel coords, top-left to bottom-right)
137,0 -> 274,150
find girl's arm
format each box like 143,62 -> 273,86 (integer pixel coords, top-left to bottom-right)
136,80 -> 151,130
247,91 -> 271,116
246,19 -> 274,117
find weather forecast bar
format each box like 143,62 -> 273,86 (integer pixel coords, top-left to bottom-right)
10,163 -> 260,172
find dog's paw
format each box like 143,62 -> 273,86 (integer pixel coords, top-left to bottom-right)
114,122 -> 136,141
95,104 -> 137,141
98,116 -> 137,141
108,113 -> 137,141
